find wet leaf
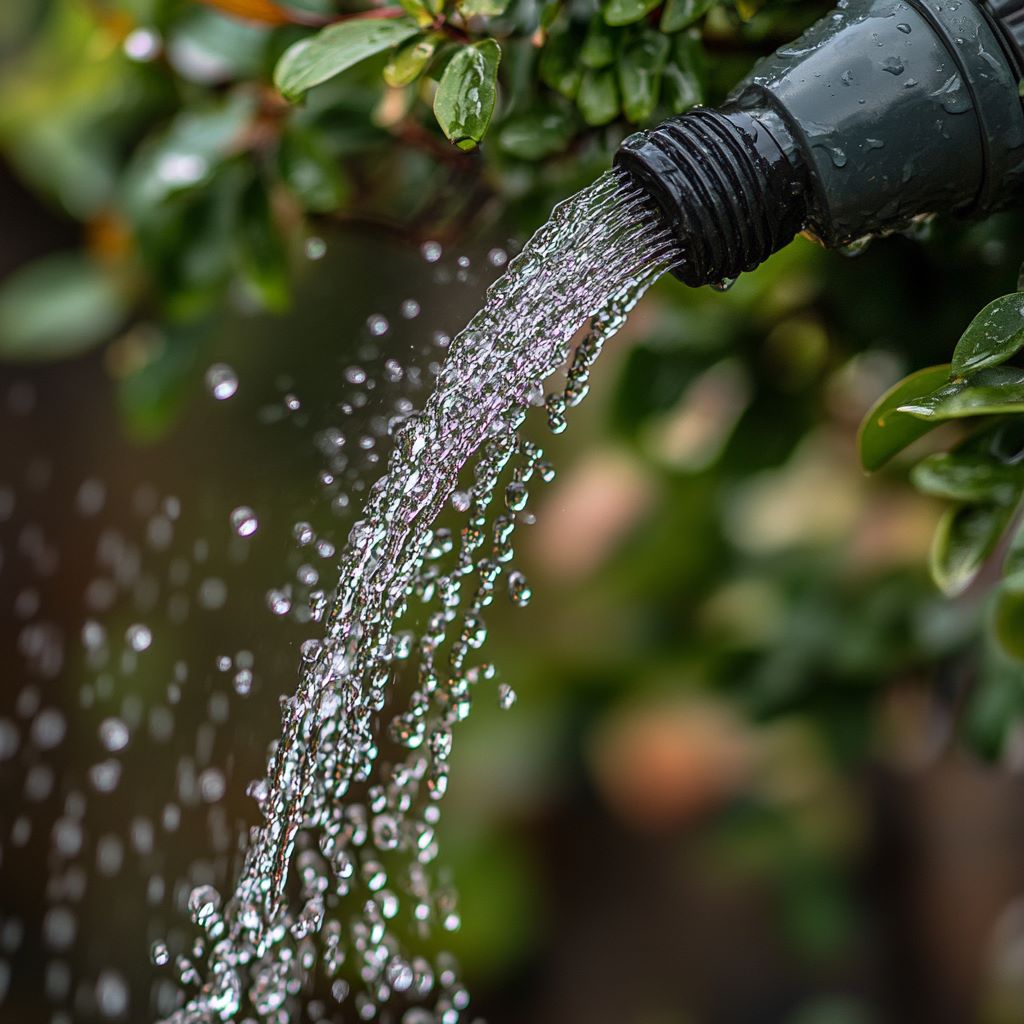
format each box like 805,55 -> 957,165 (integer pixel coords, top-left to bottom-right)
383,33 -> 442,87
0,252 -> 127,361
274,17 -> 419,101
910,451 -> 1023,506
660,32 -> 705,111
897,365 -> 1024,421
856,364 -> 951,471
660,0 -> 714,31
397,0 -> 440,26
581,16 -> 616,69
951,292 -> 1024,374
539,29 -> 583,100
433,40 -> 501,150
618,30 -> 669,123
496,105 -> 576,160
603,0 -> 661,26
577,67 -> 619,126
929,502 -> 1013,597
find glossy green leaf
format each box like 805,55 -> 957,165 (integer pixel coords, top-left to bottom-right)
910,451 -> 1023,506
459,0 -> 511,15
433,40 -> 501,150
994,570 -> 1024,660
577,67 -> 619,126
496,105 -> 576,160
951,292 -> 1024,375
581,15 -> 616,69
618,30 -> 670,123
897,365 -> 1024,421
278,127 -> 348,212
0,253 -> 127,361
539,29 -> 583,100
856,364 -> 951,471
660,32 -> 705,111
383,33 -> 442,87
929,502 -> 1013,597
660,0 -> 714,31
235,177 -> 290,313
274,17 -> 419,101
603,0 -> 660,26
396,0 -> 437,26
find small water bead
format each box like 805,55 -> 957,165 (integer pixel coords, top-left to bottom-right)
125,623 -> 152,652
420,240 -> 442,263
367,315 -> 390,337
230,506 -> 258,538
487,248 -> 508,268
294,522 -> 315,546
233,669 -> 253,696
98,718 -> 130,752
305,235 -> 327,261
504,482 -> 528,512
506,571 -> 532,608
187,885 -> 221,927
266,588 -> 292,616
151,941 -> 171,967
400,299 -> 421,320
497,684 -> 518,710
205,364 -> 238,401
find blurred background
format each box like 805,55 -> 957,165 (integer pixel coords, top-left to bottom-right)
4,2 -> 1024,1023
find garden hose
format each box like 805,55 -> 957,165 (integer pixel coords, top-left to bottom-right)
615,0 -> 1024,286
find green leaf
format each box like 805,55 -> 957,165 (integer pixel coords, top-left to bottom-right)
459,0 -> 511,15
496,105 -> 577,160
618,30 -> 670,123
910,451 -> 1023,506
0,252 -> 127,361
278,127 -> 349,212
581,15 -> 616,69
660,0 -> 714,31
539,29 -> 583,100
235,177 -> 290,314
383,33 -> 442,87
929,502 -> 1013,597
951,292 -> 1024,375
577,67 -> 619,126
603,0 -> 660,26
433,40 -> 501,150
396,0 -> 438,26
897,365 -> 1024,421
994,571 -> 1024,660
274,17 -> 420,102
856,364 -> 951,471
661,37 -> 703,111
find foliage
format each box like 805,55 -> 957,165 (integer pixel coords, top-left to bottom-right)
858,294 -> 1024,662
0,0 -> 813,366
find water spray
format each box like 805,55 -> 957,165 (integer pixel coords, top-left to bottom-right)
616,0 -> 1024,286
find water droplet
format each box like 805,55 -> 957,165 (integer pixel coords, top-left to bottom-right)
230,506 -> 258,538
205,364 -> 238,401
420,240 -> 442,263
498,684 -> 517,710
125,623 -> 152,652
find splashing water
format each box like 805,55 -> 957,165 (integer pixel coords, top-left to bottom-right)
2,170 -> 679,1023
159,169 -> 680,1023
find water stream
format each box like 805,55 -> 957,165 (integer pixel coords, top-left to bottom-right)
1,168 -> 682,1023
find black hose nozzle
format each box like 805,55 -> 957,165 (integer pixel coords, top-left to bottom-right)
616,0 -> 1024,287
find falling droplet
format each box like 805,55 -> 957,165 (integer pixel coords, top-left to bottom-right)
205,364 -> 238,401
